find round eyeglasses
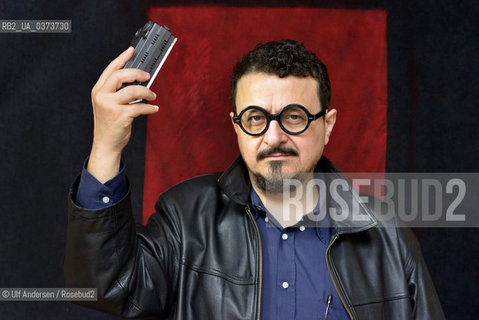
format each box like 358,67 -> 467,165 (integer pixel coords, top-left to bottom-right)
233,104 -> 328,136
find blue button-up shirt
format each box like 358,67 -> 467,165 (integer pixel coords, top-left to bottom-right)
76,160 -> 350,319
250,189 -> 350,320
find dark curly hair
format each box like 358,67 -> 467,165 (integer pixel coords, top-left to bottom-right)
231,40 -> 331,113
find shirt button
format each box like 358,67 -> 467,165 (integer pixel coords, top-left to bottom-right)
299,225 -> 306,232
282,281 -> 289,289
265,217 -> 269,223
102,196 -> 110,203
282,233 -> 288,240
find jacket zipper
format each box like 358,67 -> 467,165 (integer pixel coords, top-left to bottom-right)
325,234 -> 355,320
245,206 -> 262,320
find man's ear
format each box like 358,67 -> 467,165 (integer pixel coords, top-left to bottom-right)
324,108 -> 337,146
230,111 -> 240,135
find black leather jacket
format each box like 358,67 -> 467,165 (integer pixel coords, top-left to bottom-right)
64,156 -> 445,319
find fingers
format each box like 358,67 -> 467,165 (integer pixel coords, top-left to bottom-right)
95,47 -> 135,89
102,68 -> 151,92
115,85 -> 156,104
126,103 -> 159,118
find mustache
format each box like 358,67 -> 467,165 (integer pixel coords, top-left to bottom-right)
256,147 -> 299,161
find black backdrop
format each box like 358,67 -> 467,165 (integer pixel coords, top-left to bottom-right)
0,0 -> 478,319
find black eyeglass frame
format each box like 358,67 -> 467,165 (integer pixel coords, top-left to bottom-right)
233,104 -> 328,136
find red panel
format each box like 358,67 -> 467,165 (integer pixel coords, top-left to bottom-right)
143,6 -> 387,223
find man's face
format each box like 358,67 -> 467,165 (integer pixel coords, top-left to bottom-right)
231,72 -> 337,192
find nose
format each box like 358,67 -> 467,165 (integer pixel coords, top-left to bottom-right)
263,120 -> 288,147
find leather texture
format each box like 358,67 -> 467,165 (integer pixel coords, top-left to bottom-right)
64,156 -> 445,319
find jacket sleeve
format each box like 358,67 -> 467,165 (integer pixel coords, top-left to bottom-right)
64,176 -> 181,318
399,227 -> 446,320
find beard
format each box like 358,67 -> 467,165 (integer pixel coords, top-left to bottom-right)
249,146 -> 302,194
251,160 -> 302,194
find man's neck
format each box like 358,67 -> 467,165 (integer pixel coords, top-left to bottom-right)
252,176 -> 319,229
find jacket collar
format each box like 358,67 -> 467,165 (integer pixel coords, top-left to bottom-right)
218,156 -> 377,235
217,156 -> 252,205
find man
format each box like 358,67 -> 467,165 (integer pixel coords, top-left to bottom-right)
65,40 -> 445,319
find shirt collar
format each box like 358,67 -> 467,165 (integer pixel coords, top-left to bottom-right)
249,186 -> 330,245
